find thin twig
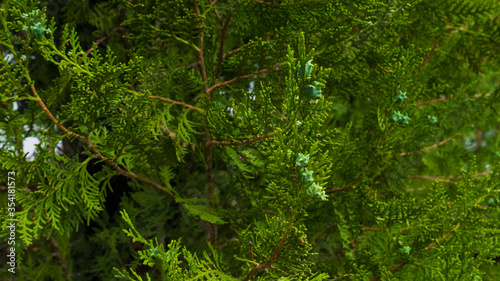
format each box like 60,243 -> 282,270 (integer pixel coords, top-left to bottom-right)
195,1 -> 208,96
418,41 -> 439,70
224,47 -> 242,59
150,95 -> 205,113
399,134 -> 460,156
461,171 -> 494,179
207,63 -> 283,95
263,209 -> 279,215
208,132 -> 274,147
326,172 -> 364,194
194,0 -> 217,247
253,0 -> 279,7
409,170 -> 493,185
408,175 -> 458,185
215,11 -> 231,80
85,27 -> 122,56
415,93 -> 491,108
361,227 -> 411,235
220,37 -> 262,61
243,209 -> 297,280
209,0 -> 222,23
249,241 -> 255,262
414,95 -> 447,107
148,24 -> 199,51
48,236 -> 70,279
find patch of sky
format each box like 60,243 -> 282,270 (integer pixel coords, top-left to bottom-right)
23,137 -> 40,161
3,51 -> 15,64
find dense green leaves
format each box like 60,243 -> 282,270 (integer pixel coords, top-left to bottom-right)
1,0 -> 500,280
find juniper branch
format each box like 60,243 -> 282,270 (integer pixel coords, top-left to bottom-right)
369,223 -> 461,281
29,83 -> 174,197
243,208 -> 297,280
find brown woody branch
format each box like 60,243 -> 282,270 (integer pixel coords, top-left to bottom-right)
224,47 -> 242,59
207,63 -> 283,95
408,175 -> 458,185
249,241 -> 255,262
207,132 -> 274,148
195,0 -> 208,96
85,27 -> 123,56
414,95 -> 447,107
209,0 -> 222,23
243,210 -> 296,280
49,236 -> 70,278
415,93 -> 492,108
399,134 -> 461,156
215,11 -> 232,80
409,170 -> 493,185
326,171 -> 364,194
264,209 -> 279,215
253,0 -> 279,7
223,35 -> 260,60
194,0 -> 218,247
31,85 -> 174,197
220,40 -> 275,67
361,227 -> 411,234
418,41 -> 439,70
150,95 -> 204,113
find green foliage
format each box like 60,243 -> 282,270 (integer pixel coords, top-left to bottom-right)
114,210 -> 235,281
1,0 -> 500,280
